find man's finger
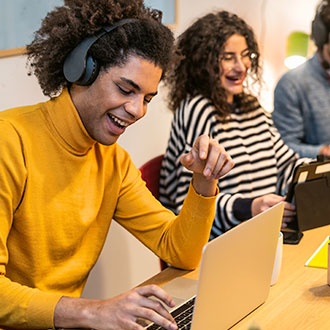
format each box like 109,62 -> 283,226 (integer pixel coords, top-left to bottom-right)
180,152 -> 194,168
215,156 -> 235,178
196,134 -> 210,160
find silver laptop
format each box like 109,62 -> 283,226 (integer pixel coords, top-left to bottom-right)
145,202 -> 284,330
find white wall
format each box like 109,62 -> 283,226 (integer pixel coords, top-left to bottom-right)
0,0 -> 320,299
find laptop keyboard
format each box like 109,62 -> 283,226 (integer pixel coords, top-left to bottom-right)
146,296 -> 196,330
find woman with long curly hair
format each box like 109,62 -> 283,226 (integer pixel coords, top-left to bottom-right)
160,10 -> 308,239
0,1 -> 234,329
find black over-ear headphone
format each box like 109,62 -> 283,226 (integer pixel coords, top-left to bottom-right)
63,18 -> 138,86
311,0 -> 329,49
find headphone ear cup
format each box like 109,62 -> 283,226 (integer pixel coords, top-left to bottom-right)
64,19 -> 138,86
76,55 -> 99,86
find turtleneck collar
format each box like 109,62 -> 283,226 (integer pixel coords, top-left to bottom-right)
45,88 -> 96,155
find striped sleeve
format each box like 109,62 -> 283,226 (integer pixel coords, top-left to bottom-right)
265,113 -> 310,195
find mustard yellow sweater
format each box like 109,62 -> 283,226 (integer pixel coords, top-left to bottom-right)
0,89 -> 217,329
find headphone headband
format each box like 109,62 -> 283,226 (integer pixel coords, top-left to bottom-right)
63,18 -> 139,85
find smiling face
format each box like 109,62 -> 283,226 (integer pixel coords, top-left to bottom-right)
219,34 -> 252,104
70,55 -> 162,145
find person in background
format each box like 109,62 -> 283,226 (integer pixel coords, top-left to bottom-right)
159,10 -> 308,240
273,0 -> 330,159
0,1 -> 234,330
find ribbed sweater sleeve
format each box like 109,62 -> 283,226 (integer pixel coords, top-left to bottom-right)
0,276 -> 62,329
0,120 -> 62,328
113,152 -> 218,270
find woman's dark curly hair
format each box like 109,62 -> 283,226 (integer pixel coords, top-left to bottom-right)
26,0 -> 174,97
165,10 -> 262,118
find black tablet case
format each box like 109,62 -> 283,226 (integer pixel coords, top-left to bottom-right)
294,174 -> 330,231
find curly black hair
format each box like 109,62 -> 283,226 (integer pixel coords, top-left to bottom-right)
165,10 -> 262,118
26,0 -> 174,97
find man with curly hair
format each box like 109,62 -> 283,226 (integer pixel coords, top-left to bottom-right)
0,1 -> 233,329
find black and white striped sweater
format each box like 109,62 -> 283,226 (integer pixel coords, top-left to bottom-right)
159,95 -> 306,239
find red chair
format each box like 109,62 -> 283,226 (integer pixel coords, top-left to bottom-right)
139,154 -> 164,199
139,154 -> 168,271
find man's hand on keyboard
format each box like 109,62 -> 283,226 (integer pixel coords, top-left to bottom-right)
54,285 -> 178,330
97,284 -> 178,329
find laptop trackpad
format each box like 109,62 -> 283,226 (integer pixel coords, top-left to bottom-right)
161,277 -> 197,310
